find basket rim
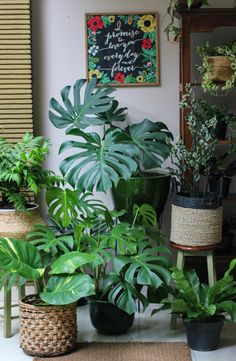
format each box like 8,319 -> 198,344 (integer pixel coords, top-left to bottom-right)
20,294 -> 77,311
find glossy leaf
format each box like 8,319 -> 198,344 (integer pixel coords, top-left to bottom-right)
40,274 -> 95,305
97,99 -> 127,125
0,238 -> 43,280
50,251 -> 100,274
49,78 -> 114,132
59,128 -> 138,192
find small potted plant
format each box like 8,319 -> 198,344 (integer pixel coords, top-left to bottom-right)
153,260 -> 236,351
164,0 -> 209,41
0,233 -> 96,356
48,203 -> 172,335
170,85 -> 223,247
49,78 -> 173,220
0,133 -> 57,239
197,41 -> 236,93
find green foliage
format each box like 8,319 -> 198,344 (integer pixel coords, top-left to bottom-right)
50,204 -> 172,315
153,260 -> 236,322
197,41 -> 236,92
164,0 -> 209,42
0,236 -> 96,306
0,133 -> 56,211
46,186 -> 105,227
49,78 -> 115,132
49,79 -> 173,193
170,85 -> 219,196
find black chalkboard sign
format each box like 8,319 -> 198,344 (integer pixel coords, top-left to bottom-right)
85,13 -> 159,86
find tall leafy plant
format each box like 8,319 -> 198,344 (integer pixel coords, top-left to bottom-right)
49,78 -> 173,193
0,133 -> 56,211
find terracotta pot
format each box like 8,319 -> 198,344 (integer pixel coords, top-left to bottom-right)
0,204 -> 44,239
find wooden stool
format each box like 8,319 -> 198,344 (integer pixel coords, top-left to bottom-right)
0,280 -> 26,338
170,242 -> 218,330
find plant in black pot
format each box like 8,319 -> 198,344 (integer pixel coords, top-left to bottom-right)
49,203 -> 172,335
49,78 -> 173,221
170,85 -> 223,247
0,233 -> 96,356
153,260 -> 236,351
0,133 -> 57,239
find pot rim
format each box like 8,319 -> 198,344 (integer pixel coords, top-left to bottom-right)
0,203 -> 39,213
184,315 -> 225,324
119,170 -> 171,181
20,294 -> 77,310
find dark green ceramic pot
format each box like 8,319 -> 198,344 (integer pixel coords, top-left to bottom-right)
112,172 -> 170,221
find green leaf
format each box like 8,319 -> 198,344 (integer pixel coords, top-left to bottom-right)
127,119 -> 173,170
50,251 -> 100,274
133,203 -> 157,226
97,99 -> 127,125
218,301 -> 236,321
59,128 -> 139,192
0,238 -> 43,281
40,274 -> 95,305
49,78 -> 115,132
46,187 -> 105,227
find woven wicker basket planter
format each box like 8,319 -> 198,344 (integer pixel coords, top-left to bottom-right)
0,204 -> 44,239
19,295 -> 77,357
170,194 -> 223,247
208,56 -> 233,82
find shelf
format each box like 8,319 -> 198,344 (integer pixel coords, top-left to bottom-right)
224,194 -> 236,202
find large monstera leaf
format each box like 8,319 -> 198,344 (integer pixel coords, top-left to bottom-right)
59,128 -> 139,192
0,238 -> 43,281
126,119 -> 173,170
40,274 -> 95,305
46,187 -> 105,227
49,78 -> 114,132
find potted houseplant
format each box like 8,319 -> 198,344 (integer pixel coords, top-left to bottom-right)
0,232 -> 96,356
47,202 -> 172,335
0,133 -> 57,239
49,78 -> 173,220
153,260 -> 236,351
170,85 -> 223,247
197,41 -> 236,93
164,0 -> 209,41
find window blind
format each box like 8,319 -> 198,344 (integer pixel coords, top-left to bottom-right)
0,0 -> 33,142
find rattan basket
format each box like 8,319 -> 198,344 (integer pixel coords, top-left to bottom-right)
19,295 -> 77,357
208,56 -> 233,82
170,194 -> 223,247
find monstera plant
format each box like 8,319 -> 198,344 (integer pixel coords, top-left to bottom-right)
49,78 -> 173,219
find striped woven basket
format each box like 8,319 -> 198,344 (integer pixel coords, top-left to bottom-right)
20,295 -> 77,357
170,194 -> 223,247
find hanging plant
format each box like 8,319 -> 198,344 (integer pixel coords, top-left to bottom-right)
197,41 -> 236,93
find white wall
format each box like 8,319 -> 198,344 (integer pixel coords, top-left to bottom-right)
31,0 -> 234,213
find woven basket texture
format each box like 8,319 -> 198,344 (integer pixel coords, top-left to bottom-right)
170,204 -> 223,246
0,206 -> 44,239
208,56 -> 233,82
20,295 -> 77,357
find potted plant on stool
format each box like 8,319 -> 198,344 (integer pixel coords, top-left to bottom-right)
170,85 -> 223,248
153,259 -> 236,351
0,133 -> 56,239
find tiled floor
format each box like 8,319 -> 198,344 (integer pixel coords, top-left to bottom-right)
0,303 -> 236,361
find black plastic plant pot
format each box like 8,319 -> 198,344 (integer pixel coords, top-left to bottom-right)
215,121 -> 227,140
112,173 -> 170,222
184,317 -> 224,351
89,299 -> 135,335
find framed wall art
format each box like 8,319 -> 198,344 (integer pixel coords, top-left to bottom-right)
85,13 -> 160,86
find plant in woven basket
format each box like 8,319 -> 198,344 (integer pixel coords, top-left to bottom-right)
0,133 -> 58,211
170,84 -> 220,197
164,0 -> 209,42
197,41 -> 236,93
49,203 -> 172,317
49,78 -> 173,193
152,260 -> 236,350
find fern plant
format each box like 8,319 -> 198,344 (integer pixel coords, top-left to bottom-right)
0,133 -> 56,211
